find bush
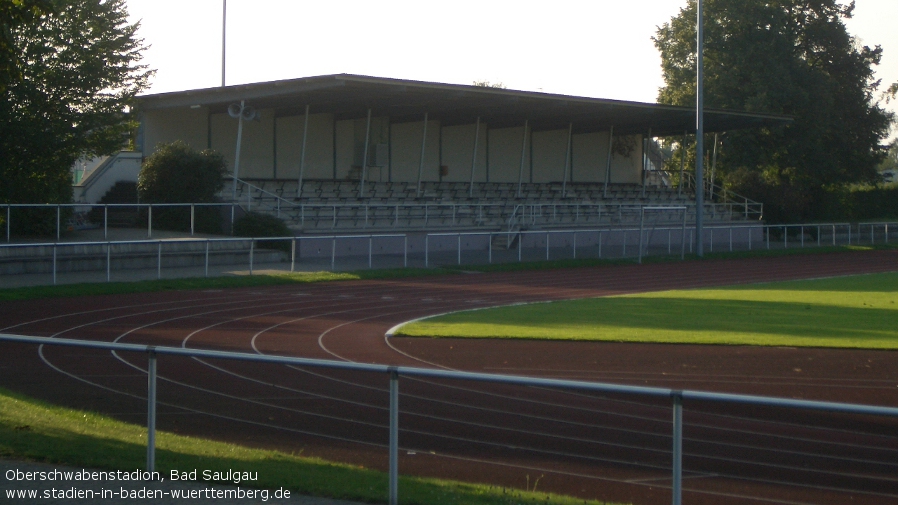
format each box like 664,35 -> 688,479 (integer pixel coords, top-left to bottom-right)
233,212 -> 292,252
137,141 -> 227,232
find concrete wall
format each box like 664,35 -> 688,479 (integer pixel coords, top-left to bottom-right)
390,119 -> 441,183
440,123 -> 488,183
210,108 -> 276,179
487,126 -> 530,183
140,106 -> 647,186
531,129 -> 569,183
275,113 -> 334,180
141,107 -> 209,154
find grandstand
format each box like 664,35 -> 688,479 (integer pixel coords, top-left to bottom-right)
135,74 -> 788,236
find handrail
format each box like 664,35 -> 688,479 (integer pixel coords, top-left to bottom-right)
2,331 -> 896,505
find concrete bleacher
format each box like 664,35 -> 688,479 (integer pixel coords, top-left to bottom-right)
230,179 -> 756,234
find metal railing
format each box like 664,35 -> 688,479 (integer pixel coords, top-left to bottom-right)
3,220 -> 894,285
0,234 -> 408,284
2,202 -> 242,242
2,332 -> 896,505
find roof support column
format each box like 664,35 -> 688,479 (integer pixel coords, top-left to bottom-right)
517,119 -> 529,199
562,122 -> 572,198
603,126 -> 614,199
641,128 -> 651,198
360,108 -> 372,198
710,133 -> 718,199
416,112 -> 428,197
297,104 -> 310,199
695,0 -> 705,257
231,99 -> 244,200
678,131 -> 686,196
469,117 -> 480,198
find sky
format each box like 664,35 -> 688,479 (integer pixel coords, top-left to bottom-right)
125,0 -> 898,138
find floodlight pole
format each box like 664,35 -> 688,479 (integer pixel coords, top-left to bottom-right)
695,0 -> 705,257
221,0 -> 226,87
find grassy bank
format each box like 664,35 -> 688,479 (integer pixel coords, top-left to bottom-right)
0,387 -> 620,505
396,271 -> 898,349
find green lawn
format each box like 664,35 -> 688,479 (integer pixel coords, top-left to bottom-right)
0,387 -> 620,505
395,272 -> 898,349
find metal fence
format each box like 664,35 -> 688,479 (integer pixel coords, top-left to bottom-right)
1,218 -> 894,285
1,333 -> 896,505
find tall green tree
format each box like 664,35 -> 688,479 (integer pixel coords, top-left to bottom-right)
654,0 -> 893,222
0,0 -> 152,208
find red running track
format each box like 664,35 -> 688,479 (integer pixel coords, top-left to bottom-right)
1,250 -> 897,504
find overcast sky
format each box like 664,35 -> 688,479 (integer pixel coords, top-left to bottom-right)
125,0 -> 898,138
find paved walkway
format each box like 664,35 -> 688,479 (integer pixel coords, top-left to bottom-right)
1,459 -> 367,505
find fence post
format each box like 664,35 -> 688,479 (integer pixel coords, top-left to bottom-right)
389,368 -> 400,505
681,211 -> 687,259
488,233 -> 493,264
671,391 -> 683,505
148,204 -> 153,239
106,243 -> 111,282
546,231 -> 550,261
205,241 -> 210,278
638,209 -> 645,264
52,244 -> 57,285
457,234 -> 461,266
157,241 -> 162,280
56,205 -> 61,242
146,350 -> 157,473
5,205 -> 9,242
190,205 -> 195,236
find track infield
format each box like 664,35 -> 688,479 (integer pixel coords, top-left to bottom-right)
1,248 -> 897,505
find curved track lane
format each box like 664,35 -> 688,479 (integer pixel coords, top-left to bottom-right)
2,250 -> 897,505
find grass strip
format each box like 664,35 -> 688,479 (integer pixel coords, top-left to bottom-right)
396,272 -> 898,349
0,387 -> 621,505
0,243 -> 893,302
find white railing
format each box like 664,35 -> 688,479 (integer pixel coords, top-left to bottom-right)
2,220 -> 893,285
1,332 -> 895,505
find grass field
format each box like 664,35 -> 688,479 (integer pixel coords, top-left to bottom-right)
395,272 -> 898,349
0,387 -> 620,505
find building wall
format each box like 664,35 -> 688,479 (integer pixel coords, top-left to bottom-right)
390,119 -> 441,183
275,113 -> 334,180
210,108 -> 276,179
141,107 -> 209,155
531,129 -> 569,183
572,131 -> 607,183
439,123 -> 488,183
141,106 -> 647,186
487,126 -> 530,183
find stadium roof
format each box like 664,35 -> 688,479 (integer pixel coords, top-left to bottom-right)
137,74 -> 791,137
